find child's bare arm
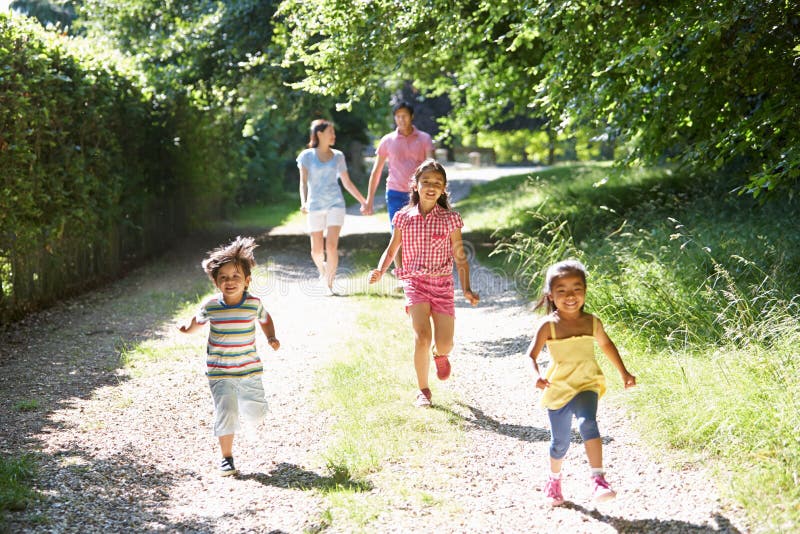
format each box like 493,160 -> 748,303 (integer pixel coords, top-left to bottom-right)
260,314 -> 280,350
595,318 -> 636,388
450,228 -> 479,305
369,228 -> 402,283
178,316 -> 202,334
527,319 -> 551,389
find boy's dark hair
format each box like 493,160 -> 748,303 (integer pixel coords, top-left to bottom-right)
408,159 -> 451,210
392,100 -> 414,116
201,236 -> 258,282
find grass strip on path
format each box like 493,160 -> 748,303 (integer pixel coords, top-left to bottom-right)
310,295 -> 465,531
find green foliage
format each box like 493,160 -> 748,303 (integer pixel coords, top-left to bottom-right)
0,13 -> 240,320
77,0 -> 378,206
10,0 -> 76,28
277,0 -> 800,196
463,129 -> 607,164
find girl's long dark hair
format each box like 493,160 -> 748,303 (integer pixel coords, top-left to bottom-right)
307,119 -> 332,148
534,259 -> 588,313
408,159 -> 451,210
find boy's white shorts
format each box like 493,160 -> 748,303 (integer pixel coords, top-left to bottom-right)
306,207 -> 346,233
208,375 -> 267,436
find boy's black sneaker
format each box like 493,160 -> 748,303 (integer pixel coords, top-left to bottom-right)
219,456 -> 237,476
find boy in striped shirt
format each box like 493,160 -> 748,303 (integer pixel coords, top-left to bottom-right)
179,236 -> 280,476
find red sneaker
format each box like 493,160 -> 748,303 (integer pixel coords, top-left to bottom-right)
434,354 -> 451,380
414,388 -> 432,408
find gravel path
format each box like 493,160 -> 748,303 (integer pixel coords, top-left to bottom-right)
1,166 -> 749,533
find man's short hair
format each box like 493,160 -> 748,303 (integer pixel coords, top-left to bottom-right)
392,101 -> 414,116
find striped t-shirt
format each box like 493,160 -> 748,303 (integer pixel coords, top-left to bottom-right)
195,292 -> 268,379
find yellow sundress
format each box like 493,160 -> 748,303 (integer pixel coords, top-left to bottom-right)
540,316 -> 606,410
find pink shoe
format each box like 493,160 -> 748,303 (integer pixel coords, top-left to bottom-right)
433,354 -> 451,380
592,474 -> 617,503
544,476 -> 564,506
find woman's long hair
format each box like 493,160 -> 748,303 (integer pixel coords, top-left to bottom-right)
408,159 -> 451,210
307,119 -> 332,148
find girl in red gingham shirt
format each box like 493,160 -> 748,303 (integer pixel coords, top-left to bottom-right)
369,159 -> 479,408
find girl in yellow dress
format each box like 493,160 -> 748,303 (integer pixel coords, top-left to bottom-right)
526,260 -> 636,506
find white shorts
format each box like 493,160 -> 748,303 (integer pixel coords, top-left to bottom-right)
307,207 -> 346,233
208,375 -> 267,436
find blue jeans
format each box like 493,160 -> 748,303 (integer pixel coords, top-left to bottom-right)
547,390 -> 600,460
386,188 -> 411,228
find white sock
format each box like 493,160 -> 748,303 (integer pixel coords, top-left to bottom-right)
549,471 -> 561,480
591,467 -> 605,477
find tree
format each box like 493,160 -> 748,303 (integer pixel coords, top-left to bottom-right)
10,0 -> 77,28
277,0 -> 800,196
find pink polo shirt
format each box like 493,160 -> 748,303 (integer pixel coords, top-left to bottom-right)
377,126 -> 434,192
391,204 -> 464,279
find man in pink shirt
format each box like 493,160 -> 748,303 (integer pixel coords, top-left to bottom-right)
364,101 -> 434,267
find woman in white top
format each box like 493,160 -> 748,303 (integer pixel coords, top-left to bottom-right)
297,119 -> 367,295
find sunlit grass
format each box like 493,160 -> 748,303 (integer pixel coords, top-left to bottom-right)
311,297 -> 464,530
459,161 -> 800,531
228,192 -> 304,228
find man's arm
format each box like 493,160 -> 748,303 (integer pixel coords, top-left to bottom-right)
365,154 -> 388,215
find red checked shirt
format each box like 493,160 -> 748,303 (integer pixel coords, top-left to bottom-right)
392,204 -> 464,279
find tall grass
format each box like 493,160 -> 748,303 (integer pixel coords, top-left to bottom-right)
460,162 -> 800,532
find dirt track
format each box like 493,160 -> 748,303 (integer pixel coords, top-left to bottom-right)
0,165 -> 748,533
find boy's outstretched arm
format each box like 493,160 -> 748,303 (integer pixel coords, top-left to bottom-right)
260,313 -> 280,350
595,318 -> 636,388
369,228 -> 402,283
178,317 -> 202,334
451,228 -> 479,305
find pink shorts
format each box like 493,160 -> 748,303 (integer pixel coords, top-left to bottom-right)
403,275 -> 455,317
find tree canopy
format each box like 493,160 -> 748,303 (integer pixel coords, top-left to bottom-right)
278,0 -> 800,196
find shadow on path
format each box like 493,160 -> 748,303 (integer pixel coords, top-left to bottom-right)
238,462 -> 372,493
439,403 -> 614,446
564,502 -> 743,534
461,334 -> 532,358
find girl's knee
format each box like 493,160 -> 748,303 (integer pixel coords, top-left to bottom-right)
434,340 -> 453,355
549,437 -> 570,460
577,418 -> 600,441
414,331 -> 432,347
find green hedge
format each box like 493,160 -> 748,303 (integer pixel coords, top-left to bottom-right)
0,14 -> 240,321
